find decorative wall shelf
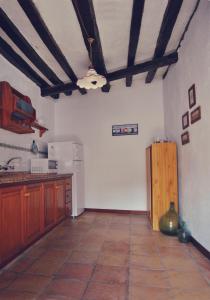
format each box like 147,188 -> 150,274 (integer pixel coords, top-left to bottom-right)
31,122 -> 48,137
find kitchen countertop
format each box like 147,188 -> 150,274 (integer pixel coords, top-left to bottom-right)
0,172 -> 72,188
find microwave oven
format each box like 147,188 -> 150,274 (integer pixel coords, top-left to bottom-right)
30,158 -> 58,173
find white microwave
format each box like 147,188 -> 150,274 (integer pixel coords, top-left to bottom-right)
30,159 -> 58,173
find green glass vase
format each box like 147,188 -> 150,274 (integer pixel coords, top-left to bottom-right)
159,201 -> 178,236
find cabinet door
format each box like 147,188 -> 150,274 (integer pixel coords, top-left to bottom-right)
65,189 -> 72,217
65,177 -> 72,217
24,184 -> 43,245
151,142 -> 178,231
55,180 -> 66,221
0,186 -> 23,265
44,182 -> 55,228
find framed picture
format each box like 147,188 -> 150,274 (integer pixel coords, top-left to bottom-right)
182,112 -> 189,129
188,84 -> 196,108
112,124 -> 138,136
181,131 -> 190,145
191,106 -> 201,124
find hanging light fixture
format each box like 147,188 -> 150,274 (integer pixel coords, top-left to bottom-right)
77,38 -> 107,90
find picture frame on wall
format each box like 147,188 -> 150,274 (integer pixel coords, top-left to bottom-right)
191,106 -> 201,124
181,131 -> 190,145
182,112 -> 189,130
188,84 -> 196,109
112,124 -> 138,136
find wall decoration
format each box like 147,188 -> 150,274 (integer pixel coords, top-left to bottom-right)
188,84 -> 196,108
191,106 -> 201,124
112,124 -> 138,136
182,112 -> 189,129
181,131 -> 190,145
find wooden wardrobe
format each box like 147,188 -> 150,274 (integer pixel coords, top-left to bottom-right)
146,142 -> 178,231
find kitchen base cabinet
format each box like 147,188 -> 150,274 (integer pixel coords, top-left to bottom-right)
0,175 -> 72,269
24,184 -> 43,245
0,186 -> 23,265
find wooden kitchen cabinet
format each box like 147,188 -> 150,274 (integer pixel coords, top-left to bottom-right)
0,175 -> 72,268
23,184 -> 43,245
44,181 -> 55,229
146,142 -> 178,231
0,186 -> 23,264
55,180 -> 66,222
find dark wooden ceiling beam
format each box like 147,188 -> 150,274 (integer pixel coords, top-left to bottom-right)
41,52 -> 178,97
0,8 -> 63,86
145,0 -> 183,83
126,0 -> 145,87
0,36 -> 58,99
72,0 -> 110,93
163,0 -> 200,79
17,0 -> 86,95
41,83 -> 78,97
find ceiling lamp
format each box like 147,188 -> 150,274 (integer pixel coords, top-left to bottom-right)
77,38 -> 107,90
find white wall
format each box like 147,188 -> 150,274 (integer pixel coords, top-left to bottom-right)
163,1 -> 210,250
55,79 -> 165,211
0,55 -> 55,171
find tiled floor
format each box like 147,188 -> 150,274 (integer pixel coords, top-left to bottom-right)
0,212 -> 210,299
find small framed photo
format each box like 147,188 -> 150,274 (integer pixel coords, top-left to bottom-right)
181,131 -> 190,145
182,112 -> 189,129
191,106 -> 201,124
188,84 -> 196,109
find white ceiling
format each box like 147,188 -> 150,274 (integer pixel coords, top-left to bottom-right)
0,0 -> 198,89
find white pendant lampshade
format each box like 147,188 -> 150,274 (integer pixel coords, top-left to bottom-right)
77,68 -> 107,90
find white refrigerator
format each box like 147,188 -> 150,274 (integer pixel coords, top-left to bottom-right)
48,141 -> 85,217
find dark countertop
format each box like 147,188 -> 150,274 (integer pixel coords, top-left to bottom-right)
0,172 -> 72,188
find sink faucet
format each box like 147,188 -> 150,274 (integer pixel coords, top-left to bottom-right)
0,157 -> 22,171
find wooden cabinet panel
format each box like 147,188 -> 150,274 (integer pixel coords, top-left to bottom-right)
44,182 -> 55,228
0,186 -> 23,264
55,180 -> 66,221
65,177 -> 72,217
146,142 -> 178,231
146,146 -> 152,224
24,184 -> 43,244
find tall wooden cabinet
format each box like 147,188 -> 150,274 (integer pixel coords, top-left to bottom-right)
146,142 -> 178,231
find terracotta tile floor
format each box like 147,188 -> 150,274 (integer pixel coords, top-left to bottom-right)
0,212 -> 209,299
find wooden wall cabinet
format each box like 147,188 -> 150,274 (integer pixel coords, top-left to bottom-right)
0,81 -> 36,134
0,176 -> 72,268
146,142 -> 178,231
